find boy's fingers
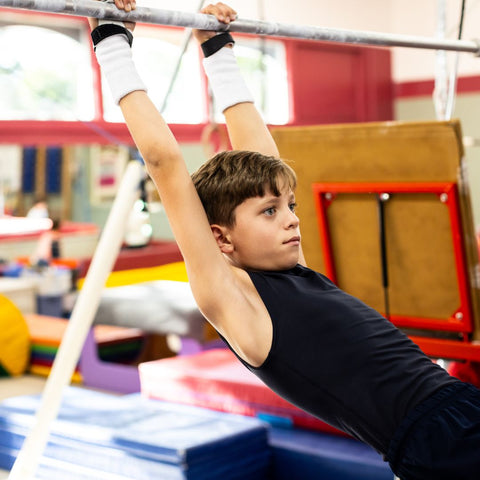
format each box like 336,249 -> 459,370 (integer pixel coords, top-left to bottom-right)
114,0 -> 135,9
194,2 -> 237,44
115,0 -> 136,12
88,0 -> 136,31
215,2 -> 237,23
201,2 -> 237,24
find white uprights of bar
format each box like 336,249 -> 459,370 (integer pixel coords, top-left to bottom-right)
0,0 -> 480,54
7,160 -> 145,480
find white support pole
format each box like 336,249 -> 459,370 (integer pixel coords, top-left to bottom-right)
433,0 -> 449,120
1,0 -> 480,55
7,160 -> 145,480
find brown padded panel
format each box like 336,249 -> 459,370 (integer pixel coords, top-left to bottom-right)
272,120 -> 480,339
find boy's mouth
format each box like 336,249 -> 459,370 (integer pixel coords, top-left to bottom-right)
284,236 -> 301,245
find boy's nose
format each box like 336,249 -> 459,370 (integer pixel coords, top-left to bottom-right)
286,209 -> 300,228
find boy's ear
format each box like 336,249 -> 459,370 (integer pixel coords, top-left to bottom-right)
211,225 -> 234,253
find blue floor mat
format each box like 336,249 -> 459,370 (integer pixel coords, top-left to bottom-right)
0,387 -> 271,480
269,426 -> 393,480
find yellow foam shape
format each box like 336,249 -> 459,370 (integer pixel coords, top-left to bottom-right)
78,261 -> 188,289
0,295 -> 30,376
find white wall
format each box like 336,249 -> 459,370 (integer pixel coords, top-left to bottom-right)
141,0 -> 480,83
141,0 -> 390,30
390,0 -> 480,81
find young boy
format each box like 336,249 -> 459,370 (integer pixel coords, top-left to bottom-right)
89,3 -> 480,479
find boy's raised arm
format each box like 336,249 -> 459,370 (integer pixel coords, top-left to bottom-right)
88,2 -> 237,293
194,4 -> 306,267
193,3 -> 279,157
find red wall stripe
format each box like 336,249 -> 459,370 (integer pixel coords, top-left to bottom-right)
0,120 -> 205,145
395,75 -> 480,98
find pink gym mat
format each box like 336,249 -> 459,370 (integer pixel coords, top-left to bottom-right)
139,348 -> 345,436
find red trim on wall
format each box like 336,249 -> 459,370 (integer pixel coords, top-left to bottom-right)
395,74 -> 480,99
89,40 -> 104,121
0,120 -> 205,145
394,79 -> 434,98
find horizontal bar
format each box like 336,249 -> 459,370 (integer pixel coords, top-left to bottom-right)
1,0 -> 480,55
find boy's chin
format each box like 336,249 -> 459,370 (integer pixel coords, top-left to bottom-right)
244,258 -> 299,271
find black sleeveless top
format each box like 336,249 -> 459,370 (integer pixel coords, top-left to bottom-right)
221,264 -> 458,455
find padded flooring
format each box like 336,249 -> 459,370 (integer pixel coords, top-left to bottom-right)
0,375 -> 47,479
0,379 -> 270,480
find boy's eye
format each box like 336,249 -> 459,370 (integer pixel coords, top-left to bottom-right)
264,207 -> 276,216
289,202 -> 297,212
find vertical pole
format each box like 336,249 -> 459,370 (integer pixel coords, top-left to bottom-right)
433,0 -> 448,120
377,193 -> 390,321
8,160 -> 144,480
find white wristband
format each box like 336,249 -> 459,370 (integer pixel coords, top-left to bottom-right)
202,47 -> 254,113
95,34 -> 147,105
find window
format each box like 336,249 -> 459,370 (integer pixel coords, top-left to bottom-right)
103,26 -> 206,124
103,27 -> 289,125
212,37 -> 289,125
0,24 -> 95,120
0,19 -> 289,125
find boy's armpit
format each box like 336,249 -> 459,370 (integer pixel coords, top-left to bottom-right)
194,265 -> 273,368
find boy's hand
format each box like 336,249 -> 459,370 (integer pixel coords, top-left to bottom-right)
88,0 -> 136,31
193,3 -> 237,44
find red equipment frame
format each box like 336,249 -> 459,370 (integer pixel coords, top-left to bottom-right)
312,181 -> 480,361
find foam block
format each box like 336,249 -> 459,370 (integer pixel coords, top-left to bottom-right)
139,348 -> 343,435
0,387 -> 270,480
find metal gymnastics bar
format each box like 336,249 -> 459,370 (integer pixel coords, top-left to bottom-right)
1,0 -> 480,55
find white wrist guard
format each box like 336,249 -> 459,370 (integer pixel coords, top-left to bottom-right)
202,47 -> 254,113
95,34 -> 147,105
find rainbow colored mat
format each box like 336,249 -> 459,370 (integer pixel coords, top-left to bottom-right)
25,314 -> 146,383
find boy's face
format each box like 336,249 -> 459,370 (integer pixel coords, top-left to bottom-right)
225,185 -> 301,271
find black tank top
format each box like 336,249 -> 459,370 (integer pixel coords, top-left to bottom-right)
221,264 -> 458,455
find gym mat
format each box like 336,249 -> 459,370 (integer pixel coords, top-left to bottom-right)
269,427 -> 393,480
139,348 -> 344,435
0,386 -> 270,480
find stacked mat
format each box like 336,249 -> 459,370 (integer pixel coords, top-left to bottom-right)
26,314 -> 146,382
139,349 -> 394,480
0,387 -> 271,480
139,348 -> 343,435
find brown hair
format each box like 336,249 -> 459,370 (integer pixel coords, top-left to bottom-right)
192,150 -> 296,227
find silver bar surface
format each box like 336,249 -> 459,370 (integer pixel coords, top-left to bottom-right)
1,0 -> 480,55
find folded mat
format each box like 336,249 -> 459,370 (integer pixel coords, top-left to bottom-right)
92,280 -> 205,341
140,348 -> 343,435
0,387 -> 270,480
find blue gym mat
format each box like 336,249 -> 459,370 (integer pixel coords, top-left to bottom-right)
269,426 -> 394,480
0,387 -> 271,480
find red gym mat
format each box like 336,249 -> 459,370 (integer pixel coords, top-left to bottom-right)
139,348 -> 345,435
